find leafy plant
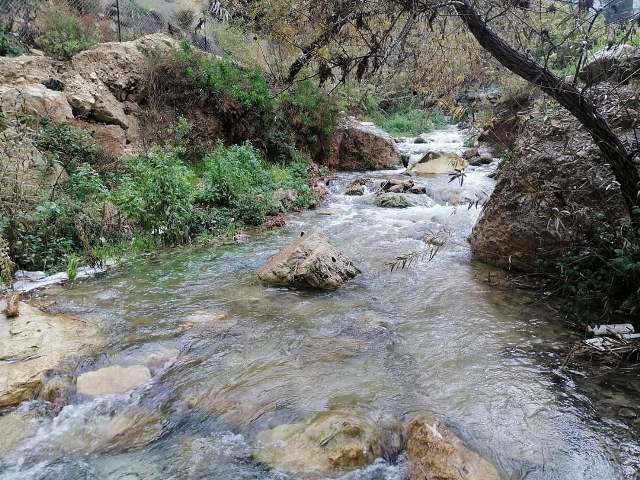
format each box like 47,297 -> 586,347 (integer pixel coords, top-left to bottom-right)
0,31 -> 26,57
114,146 -> 196,244
65,253 -> 80,281
35,11 -> 98,60
36,122 -> 104,174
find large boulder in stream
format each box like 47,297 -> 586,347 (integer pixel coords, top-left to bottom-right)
257,232 -> 360,290
326,115 -> 402,170
254,409 -> 401,474
405,151 -> 467,176
405,416 -> 500,480
375,193 -> 412,208
0,299 -> 105,408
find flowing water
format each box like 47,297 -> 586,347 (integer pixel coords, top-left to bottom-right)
2,127 -> 639,479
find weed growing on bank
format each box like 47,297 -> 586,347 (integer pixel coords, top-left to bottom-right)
0,118 -> 320,275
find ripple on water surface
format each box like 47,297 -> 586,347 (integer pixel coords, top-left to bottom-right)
2,127 -> 637,480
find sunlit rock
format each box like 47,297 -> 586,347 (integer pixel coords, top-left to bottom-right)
405,151 -> 467,175
257,232 -> 360,290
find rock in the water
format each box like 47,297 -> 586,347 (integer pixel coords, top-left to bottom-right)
257,232 -> 360,290
405,151 -> 467,175
327,115 -> 401,170
580,44 -> 640,84
255,410 -> 391,474
76,365 -> 151,397
345,178 -> 370,196
470,96 -> 629,271
405,416 -> 500,480
409,185 -> 427,194
0,300 -> 105,408
375,193 -> 412,208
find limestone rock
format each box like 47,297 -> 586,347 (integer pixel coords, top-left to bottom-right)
74,121 -> 128,157
0,408 -> 42,456
0,55 -> 61,86
257,232 -> 360,290
405,415 -> 500,480
76,364 -> 152,397
327,115 -> 401,170
375,193 -> 412,208
405,151 -> 466,176
580,44 -> 640,84
470,101 -> 628,271
0,300 -> 105,408
63,74 -> 129,127
71,34 -> 180,103
254,410 -> 387,474
0,84 -> 73,123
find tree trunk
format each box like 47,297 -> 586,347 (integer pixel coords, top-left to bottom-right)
454,0 -> 640,224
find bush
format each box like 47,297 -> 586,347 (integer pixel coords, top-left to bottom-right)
36,11 -> 98,60
198,142 -> 317,225
114,146 -> 196,244
36,122 -> 104,173
553,217 -> 640,326
0,31 -> 26,57
180,44 -> 273,114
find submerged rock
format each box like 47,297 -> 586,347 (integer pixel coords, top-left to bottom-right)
405,151 -> 466,175
345,178 -> 369,196
405,416 -> 500,480
375,193 -> 412,208
76,365 -> 151,397
254,410 -> 393,474
257,232 -> 360,290
0,299 -> 105,409
327,115 -> 401,170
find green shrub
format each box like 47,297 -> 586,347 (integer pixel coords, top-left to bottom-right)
0,31 -> 26,57
180,44 -> 273,114
114,146 -> 196,243
551,217 -> 640,326
36,11 -> 98,60
64,164 -> 107,200
36,122 -> 103,174
198,142 -> 317,225
377,108 -> 447,136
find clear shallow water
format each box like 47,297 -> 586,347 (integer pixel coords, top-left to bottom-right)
1,127 -> 638,479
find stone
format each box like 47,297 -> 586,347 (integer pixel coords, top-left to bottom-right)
64,73 -> 129,127
414,137 -> 427,144
76,365 -> 151,397
375,193 -> 412,208
345,183 -> 366,196
471,101 -> 629,271
0,55 -> 61,86
257,232 -> 360,290
580,44 -> 640,84
0,408 -> 42,456
409,185 -> 427,194
327,115 -> 402,170
71,34 -> 180,103
405,415 -> 500,480
254,410 -> 388,474
405,151 -> 466,175
74,121 -> 128,158
0,84 -> 73,123
0,300 -> 105,408
462,148 -> 478,160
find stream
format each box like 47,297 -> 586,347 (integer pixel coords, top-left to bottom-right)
1,127 -> 639,479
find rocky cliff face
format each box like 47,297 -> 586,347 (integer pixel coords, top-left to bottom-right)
0,33 -> 180,157
470,84 -> 637,271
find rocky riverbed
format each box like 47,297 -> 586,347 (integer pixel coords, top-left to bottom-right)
1,127 -> 639,479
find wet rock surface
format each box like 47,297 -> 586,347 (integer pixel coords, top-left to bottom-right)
0,299 -> 105,408
254,409 -> 396,474
375,193 -> 413,208
76,365 -> 152,397
405,415 -> 500,480
257,232 -> 360,290
405,151 -> 467,175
